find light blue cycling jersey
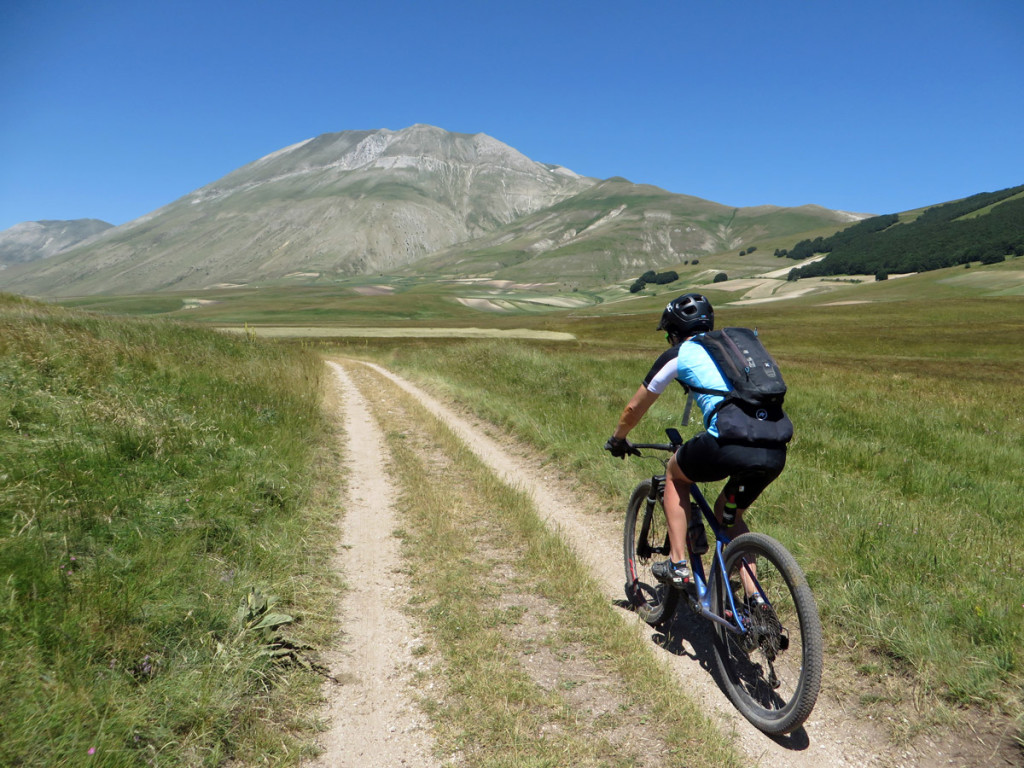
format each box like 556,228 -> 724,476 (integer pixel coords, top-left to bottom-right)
642,336 -> 729,437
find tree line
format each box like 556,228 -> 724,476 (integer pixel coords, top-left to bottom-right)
784,185 -> 1024,280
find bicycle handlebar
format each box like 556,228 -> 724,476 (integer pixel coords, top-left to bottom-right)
614,429 -> 684,458
628,442 -> 677,453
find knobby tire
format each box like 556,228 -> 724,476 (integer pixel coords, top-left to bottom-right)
710,532 -> 823,735
623,479 -> 678,625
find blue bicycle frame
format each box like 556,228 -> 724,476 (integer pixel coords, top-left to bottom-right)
687,483 -> 757,637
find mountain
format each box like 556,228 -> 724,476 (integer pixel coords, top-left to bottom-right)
0,125 -> 863,297
0,126 -> 594,297
0,219 -> 112,269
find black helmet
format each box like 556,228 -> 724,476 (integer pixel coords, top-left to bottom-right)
657,293 -> 714,338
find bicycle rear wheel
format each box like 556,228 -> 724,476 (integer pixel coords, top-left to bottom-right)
711,532 -> 823,735
623,479 -> 678,625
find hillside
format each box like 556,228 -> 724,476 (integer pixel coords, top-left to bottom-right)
785,184 -> 1024,279
407,177 -> 863,282
0,125 -> 860,298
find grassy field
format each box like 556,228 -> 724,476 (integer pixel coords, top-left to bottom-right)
324,293 -> 1024,737
6,264 -> 1023,762
0,294 -> 339,766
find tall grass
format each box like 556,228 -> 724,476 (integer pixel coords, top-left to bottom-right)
333,297 -> 1024,723
0,295 -> 337,767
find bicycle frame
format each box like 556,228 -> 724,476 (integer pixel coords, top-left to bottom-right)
688,484 -> 748,636
641,471 -> 765,638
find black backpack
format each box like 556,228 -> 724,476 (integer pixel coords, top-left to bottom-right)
686,327 -> 793,445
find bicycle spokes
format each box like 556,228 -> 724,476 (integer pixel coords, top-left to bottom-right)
712,533 -> 823,736
623,479 -> 678,625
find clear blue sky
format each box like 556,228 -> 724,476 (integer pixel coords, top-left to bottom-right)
2,0 -> 1022,232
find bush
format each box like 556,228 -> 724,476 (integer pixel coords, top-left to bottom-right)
631,270 -> 679,293
713,272 -> 728,283
653,270 -> 678,285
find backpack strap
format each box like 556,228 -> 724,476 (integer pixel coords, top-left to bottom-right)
683,383 -> 731,397
681,391 -> 694,427
680,382 -> 734,428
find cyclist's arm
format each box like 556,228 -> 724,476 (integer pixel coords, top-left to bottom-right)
613,347 -> 680,439
613,385 -> 660,439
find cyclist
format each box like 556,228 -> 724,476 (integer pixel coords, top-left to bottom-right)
604,293 -> 788,592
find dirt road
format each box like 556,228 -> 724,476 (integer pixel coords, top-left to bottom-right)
312,359 -> 1015,768
308,363 -> 439,767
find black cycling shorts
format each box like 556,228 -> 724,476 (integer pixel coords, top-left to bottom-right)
676,431 -> 786,509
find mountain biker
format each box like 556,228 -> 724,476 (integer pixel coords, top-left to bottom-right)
604,293 -> 788,592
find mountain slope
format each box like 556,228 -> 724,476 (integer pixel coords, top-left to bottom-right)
409,177 -> 865,281
0,126 -> 594,296
786,185 -> 1024,279
0,219 -> 112,269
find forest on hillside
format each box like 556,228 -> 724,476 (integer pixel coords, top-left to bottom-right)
783,185 -> 1024,280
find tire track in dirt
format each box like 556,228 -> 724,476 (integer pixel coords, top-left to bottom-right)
350,360 -> 960,768
307,362 -> 439,768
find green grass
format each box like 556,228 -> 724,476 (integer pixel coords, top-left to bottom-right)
11,274 -> 1024,760
0,294 -> 339,767
331,296 -> 1024,724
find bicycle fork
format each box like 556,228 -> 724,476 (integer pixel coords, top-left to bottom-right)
637,476 -> 670,561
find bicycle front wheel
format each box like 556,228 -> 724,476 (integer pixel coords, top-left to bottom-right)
623,479 -> 678,625
711,532 -> 823,735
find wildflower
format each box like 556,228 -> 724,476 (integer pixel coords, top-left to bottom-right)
88,747 -> 96,755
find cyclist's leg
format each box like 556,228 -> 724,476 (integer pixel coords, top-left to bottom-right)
673,432 -> 731,560
713,491 -> 751,536
716,447 -> 787,596
663,454 -> 693,564
713,490 -> 758,595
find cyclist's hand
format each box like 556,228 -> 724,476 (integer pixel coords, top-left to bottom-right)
604,435 -> 639,459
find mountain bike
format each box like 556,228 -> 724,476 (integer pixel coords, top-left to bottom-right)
622,428 -> 823,736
